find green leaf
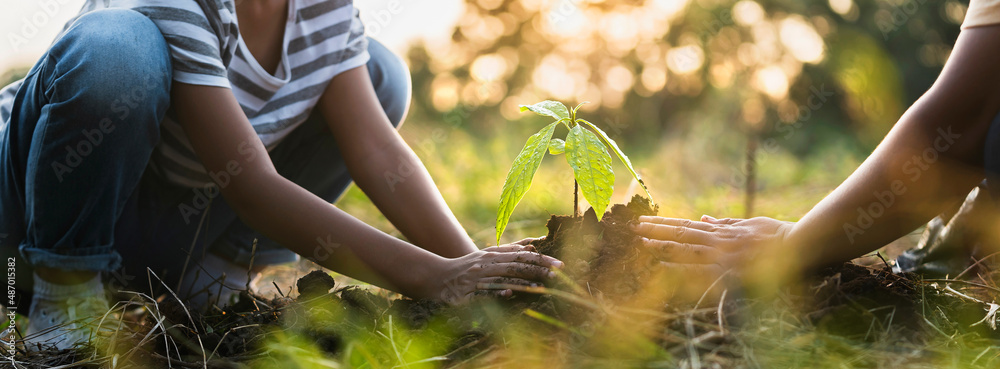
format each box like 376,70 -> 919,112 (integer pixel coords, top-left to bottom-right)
578,119 -> 654,202
497,122 -> 559,243
520,101 -> 570,122
572,101 -> 589,115
548,138 -> 566,155
565,125 -> 614,220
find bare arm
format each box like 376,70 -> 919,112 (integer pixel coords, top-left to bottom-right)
317,66 -> 476,258
632,26 -> 1000,281
171,77 -> 560,302
787,26 -> 1000,268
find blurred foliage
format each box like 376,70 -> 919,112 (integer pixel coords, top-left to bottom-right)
1,67 -> 29,87
404,0 -> 963,150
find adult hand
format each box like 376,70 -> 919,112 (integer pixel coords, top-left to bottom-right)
630,215 -> 794,298
432,238 -> 563,305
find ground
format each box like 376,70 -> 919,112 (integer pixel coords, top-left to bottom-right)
10,197 -> 1000,368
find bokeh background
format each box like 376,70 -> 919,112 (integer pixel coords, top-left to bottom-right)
2,1 -> 984,367
1,0 -> 966,246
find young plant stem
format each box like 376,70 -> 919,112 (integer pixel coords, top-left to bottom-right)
574,181 -> 580,217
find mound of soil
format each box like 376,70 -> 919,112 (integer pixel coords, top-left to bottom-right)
533,195 -> 659,300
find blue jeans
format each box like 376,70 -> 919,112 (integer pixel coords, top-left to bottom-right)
0,9 -> 411,289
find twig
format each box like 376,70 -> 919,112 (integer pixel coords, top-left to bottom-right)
208,324 -> 262,361
476,283 -> 603,312
146,269 -> 208,369
247,239 -> 260,312
876,252 -> 891,270
684,315 -> 702,369
246,239 -> 258,292
925,279 -> 1000,294
717,289 -> 728,334
694,270 -> 731,310
177,201 -> 213,293
955,250 -> 1000,280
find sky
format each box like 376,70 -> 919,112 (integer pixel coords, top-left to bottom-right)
0,0 -> 464,74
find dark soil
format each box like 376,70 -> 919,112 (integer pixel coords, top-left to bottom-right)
296,269 -> 338,300
533,195 -> 659,300
807,263 -> 922,339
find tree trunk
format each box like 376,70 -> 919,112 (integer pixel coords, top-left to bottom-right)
744,135 -> 757,219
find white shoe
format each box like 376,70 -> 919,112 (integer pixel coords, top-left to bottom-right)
178,253 -> 261,310
26,274 -> 114,350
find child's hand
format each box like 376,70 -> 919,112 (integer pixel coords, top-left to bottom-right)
433,238 -> 563,305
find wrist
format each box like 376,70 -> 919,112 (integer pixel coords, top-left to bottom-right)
406,254 -> 453,300
780,221 -> 830,276
435,237 -> 478,258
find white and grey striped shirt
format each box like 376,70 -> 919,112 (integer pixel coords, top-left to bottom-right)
0,0 -> 369,188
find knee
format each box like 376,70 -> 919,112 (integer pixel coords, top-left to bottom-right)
55,10 -> 172,142
365,38 -> 411,129
60,10 -> 172,103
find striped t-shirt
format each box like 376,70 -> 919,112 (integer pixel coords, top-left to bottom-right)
0,0 -> 369,188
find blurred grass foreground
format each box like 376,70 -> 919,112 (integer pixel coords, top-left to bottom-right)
7,0 -> 1000,368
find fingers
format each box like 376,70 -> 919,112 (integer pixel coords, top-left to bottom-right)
701,215 -> 742,225
483,244 -> 536,253
631,222 -> 716,245
475,277 -> 539,289
492,251 -> 563,268
659,262 -> 724,275
483,262 -> 555,281
483,237 -> 546,254
469,289 -> 512,299
637,216 -> 717,231
513,237 -> 545,246
458,277 -> 544,304
640,238 -> 723,264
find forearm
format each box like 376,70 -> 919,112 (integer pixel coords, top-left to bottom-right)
788,97 -> 988,269
225,173 -> 448,298
349,140 -> 478,257
784,25 -> 1000,270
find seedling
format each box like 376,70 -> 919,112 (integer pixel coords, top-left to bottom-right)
496,100 -> 653,242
